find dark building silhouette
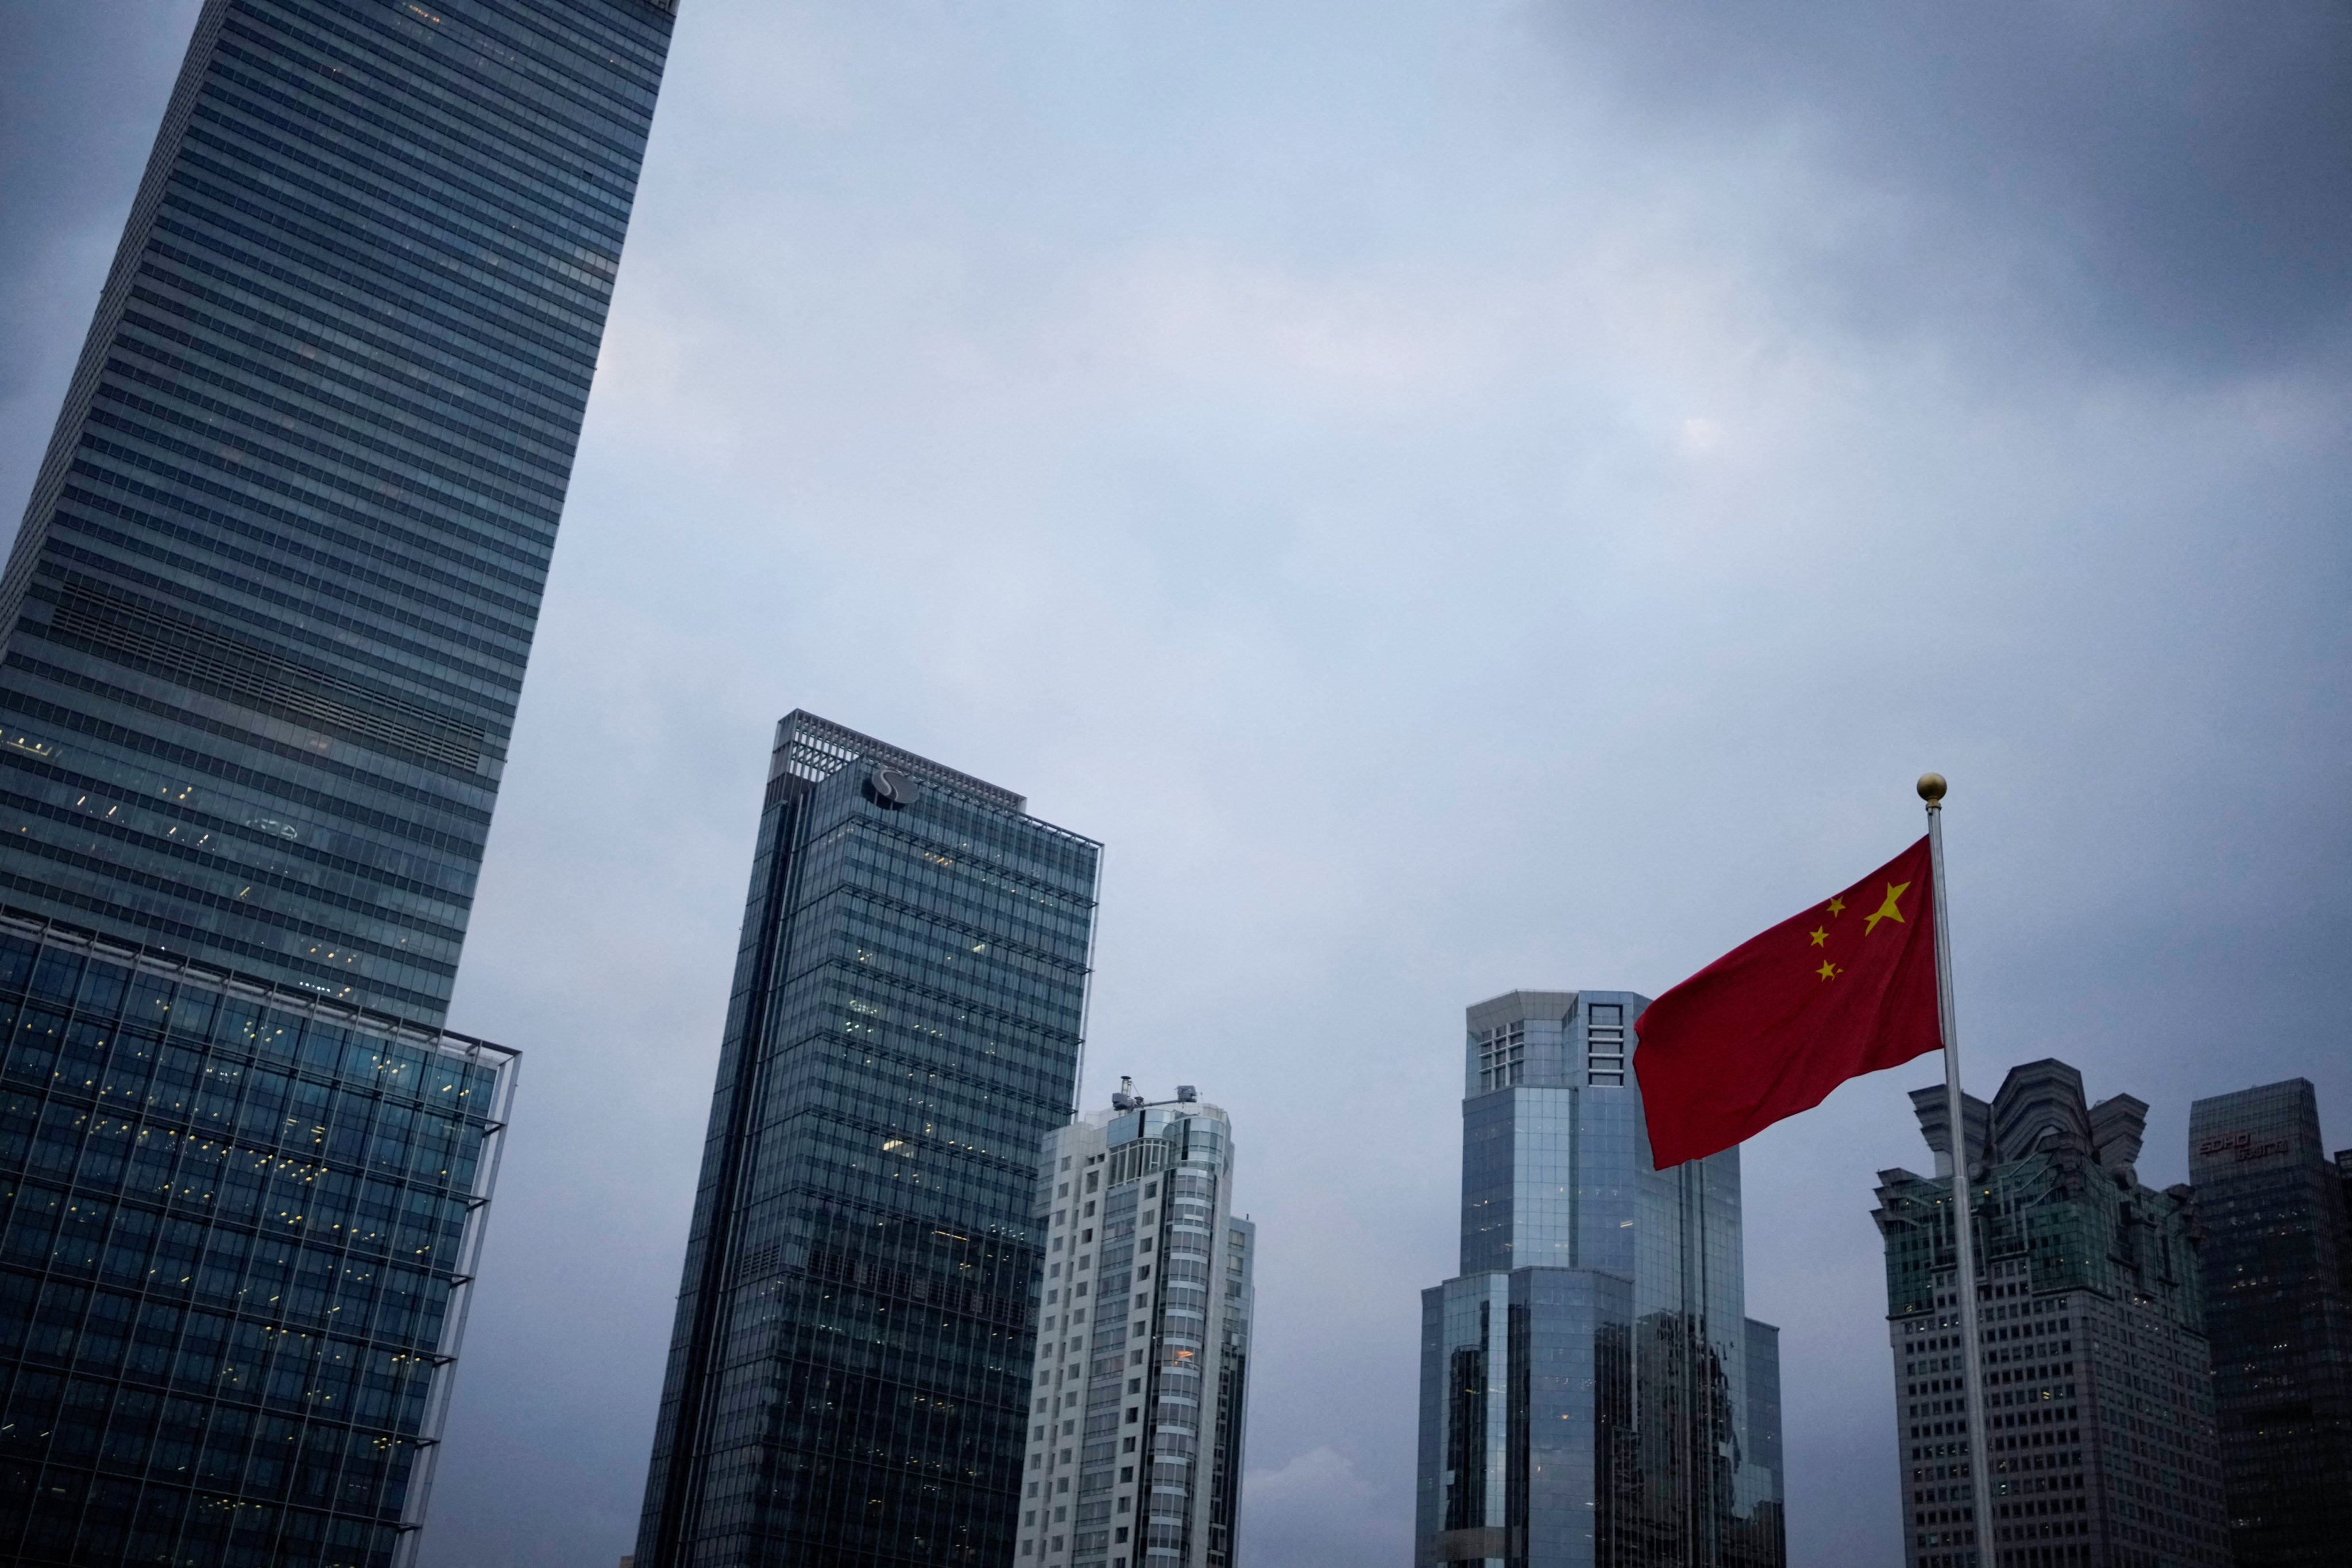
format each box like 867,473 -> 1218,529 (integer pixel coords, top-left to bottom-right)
0,2 -> 673,1562
2188,1080 -> 2352,1567
1874,1060 -> 2229,1568
636,713 -> 1102,1568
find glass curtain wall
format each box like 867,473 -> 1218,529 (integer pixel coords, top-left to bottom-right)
1416,990 -> 1783,1568
636,713 -> 1102,1568
0,0 -> 673,1021
2188,1080 -> 2352,1567
0,914 -> 513,1566
0,3 -> 671,1562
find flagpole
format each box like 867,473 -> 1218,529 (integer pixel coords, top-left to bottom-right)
1920,773 -> 1995,1568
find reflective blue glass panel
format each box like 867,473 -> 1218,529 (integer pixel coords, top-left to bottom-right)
0,918 -> 513,1567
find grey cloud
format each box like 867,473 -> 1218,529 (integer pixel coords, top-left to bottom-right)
1536,0 -> 2352,374
1241,1446 -> 1406,1568
0,5 -> 201,572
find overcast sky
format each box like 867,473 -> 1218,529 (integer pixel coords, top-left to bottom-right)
4,3 -> 2349,1565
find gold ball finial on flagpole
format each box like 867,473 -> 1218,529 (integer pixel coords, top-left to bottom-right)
1917,773 -> 1948,804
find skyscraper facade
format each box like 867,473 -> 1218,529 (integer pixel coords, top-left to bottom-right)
0,912 -> 513,1567
636,713 -> 1103,1568
0,0 -> 672,1020
0,4 -> 673,1565
1414,990 -> 1785,1568
1016,1087 -> 1254,1568
2187,1080 -> 2352,1566
1874,1060 -> 2230,1568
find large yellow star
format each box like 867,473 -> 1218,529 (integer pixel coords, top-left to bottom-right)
1808,926 -> 1828,947
1817,960 -> 1839,980
1864,880 -> 1913,934
1826,897 -> 1847,917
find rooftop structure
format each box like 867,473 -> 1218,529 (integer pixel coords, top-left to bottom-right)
1874,1060 -> 2230,1568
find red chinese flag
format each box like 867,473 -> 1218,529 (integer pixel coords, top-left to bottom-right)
1634,836 -> 1942,1169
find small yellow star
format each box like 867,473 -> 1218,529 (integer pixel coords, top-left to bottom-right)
1864,880 -> 1913,934
1808,926 -> 1828,947
1817,960 -> 1839,980
1826,897 -> 1847,917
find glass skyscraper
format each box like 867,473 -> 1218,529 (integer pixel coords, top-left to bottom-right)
0,914 -> 513,1567
1414,990 -> 1785,1568
1874,1060 -> 2229,1568
0,0 -> 671,1020
1016,1086 -> 1254,1568
635,712 -> 1103,1568
0,2 -> 673,1563
2187,1080 -> 2352,1567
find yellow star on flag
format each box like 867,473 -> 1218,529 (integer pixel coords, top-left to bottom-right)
1863,880 -> 1912,934
1816,960 -> 1839,980
1826,897 -> 1847,916
1808,927 -> 1828,947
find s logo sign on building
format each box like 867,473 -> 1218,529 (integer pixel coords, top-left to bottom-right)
863,767 -> 921,809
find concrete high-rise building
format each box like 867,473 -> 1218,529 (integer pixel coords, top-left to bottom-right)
1873,1060 -> 2230,1568
636,713 -> 1104,1568
1414,990 -> 1785,1568
1015,1087 -> 1254,1568
2188,1080 -> 2352,1566
0,3 -> 671,1563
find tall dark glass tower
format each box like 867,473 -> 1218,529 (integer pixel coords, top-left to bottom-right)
2188,1080 -> 2352,1567
1414,990 -> 1785,1568
0,0 -> 671,1021
638,712 -> 1102,1568
0,2 -> 673,1563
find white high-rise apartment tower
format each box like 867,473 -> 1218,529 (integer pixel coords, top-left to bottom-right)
1018,1086 -> 1255,1568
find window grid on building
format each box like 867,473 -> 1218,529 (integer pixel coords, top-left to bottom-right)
1015,1102 -> 1250,1568
636,715 -> 1102,1568
1477,1025 -> 1525,1092
0,0 -> 670,1561
1424,990 -> 1786,1568
1874,1063 -> 2231,1568
1586,1003 -> 1625,1086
